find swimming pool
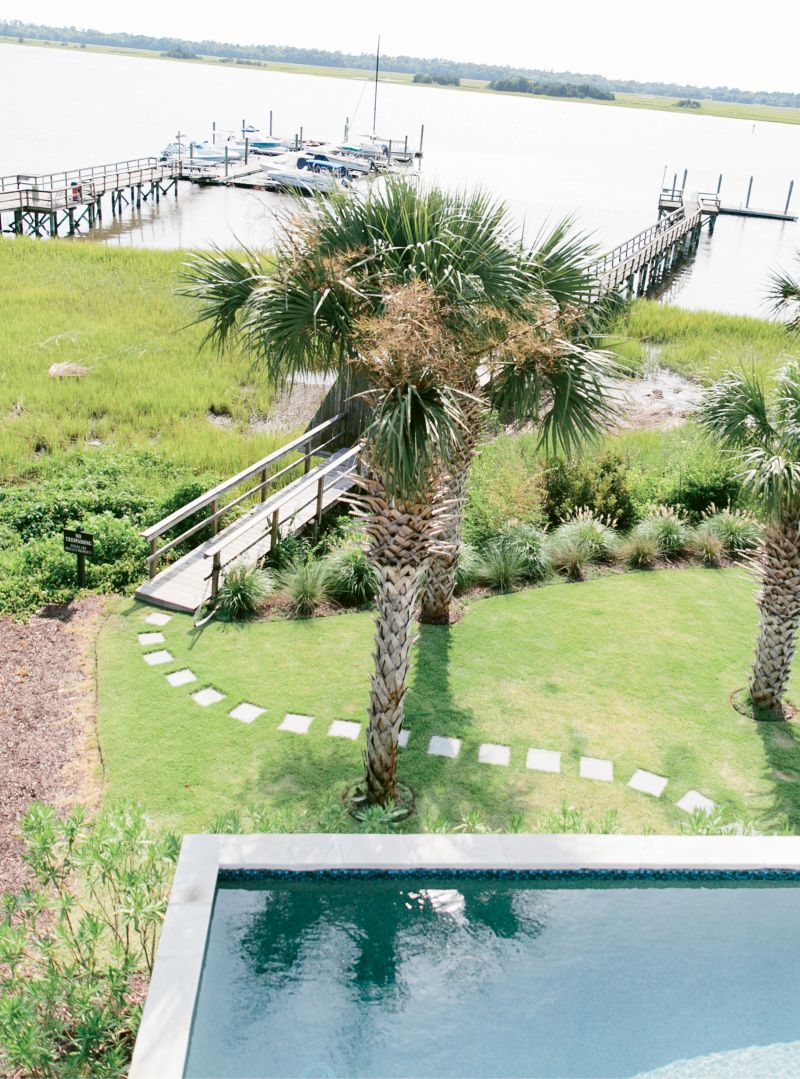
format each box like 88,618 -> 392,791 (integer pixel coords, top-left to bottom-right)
129,835 -> 800,1079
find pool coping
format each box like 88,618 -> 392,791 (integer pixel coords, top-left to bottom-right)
128,832 -> 800,1078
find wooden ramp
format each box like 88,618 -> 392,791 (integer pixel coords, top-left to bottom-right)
134,415 -> 359,614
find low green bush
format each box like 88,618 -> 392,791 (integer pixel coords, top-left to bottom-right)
551,509 -> 620,563
545,532 -> 589,581
275,556 -> 331,616
541,453 -> 637,530
0,803 -> 178,1079
619,531 -> 660,569
689,528 -> 724,566
698,508 -> 762,555
325,545 -> 377,607
216,564 -> 272,620
475,538 -> 529,593
633,505 -> 689,557
498,523 -> 552,582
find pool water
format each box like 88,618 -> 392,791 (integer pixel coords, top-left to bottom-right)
184,873 -> 800,1078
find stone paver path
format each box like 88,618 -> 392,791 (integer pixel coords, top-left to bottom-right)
229,703 -> 265,725
428,736 -> 461,759
628,769 -> 668,798
192,687 -> 225,707
143,650 -> 173,667
328,720 -> 361,740
166,668 -> 197,688
136,613 -> 726,820
526,748 -> 561,774
479,743 -> 510,767
677,790 -> 716,814
580,756 -> 614,782
279,713 -> 314,734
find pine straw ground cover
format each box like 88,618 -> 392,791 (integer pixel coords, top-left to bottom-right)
97,567 -> 800,835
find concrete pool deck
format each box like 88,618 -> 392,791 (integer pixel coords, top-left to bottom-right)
129,832 -> 800,1079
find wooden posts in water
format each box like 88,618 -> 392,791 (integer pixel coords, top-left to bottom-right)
785,180 -> 795,216
746,176 -> 754,208
269,110 -> 273,136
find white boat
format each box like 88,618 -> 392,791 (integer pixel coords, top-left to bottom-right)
160,138 -> 242,165
258,159 -> 345,195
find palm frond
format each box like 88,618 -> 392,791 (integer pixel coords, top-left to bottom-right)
699,368 -> 775,449
179,247 -> 265,350
767,261 -> 800,333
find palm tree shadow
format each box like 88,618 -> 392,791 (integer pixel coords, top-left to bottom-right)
753,718 -> 800,832
405,623 -> 529,826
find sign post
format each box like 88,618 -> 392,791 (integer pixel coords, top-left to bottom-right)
63,528 -> 93,588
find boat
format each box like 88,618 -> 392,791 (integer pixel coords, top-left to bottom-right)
239,133 -> 292,156
296,151 -> 372,178
258,160 -> 346,195
160,139 -> 242,165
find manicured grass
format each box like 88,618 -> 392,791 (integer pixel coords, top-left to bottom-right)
5,37 -> 800,127
0,241 -> 290,482
613,300 -> 793,381
97,567 -> 800,834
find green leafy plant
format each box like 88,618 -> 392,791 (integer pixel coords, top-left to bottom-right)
353,801 -> 406,833
325,544 -> 377,607
475,537 -> 529,593
698,507 -> 762,556
453,809 -> 490,833
0,803 -> 178,1079
551,507 -> 620,563
275,556 -> 331,617
215,564 -> 272,620
454,542 -> 481,594
541,453 -> 637,530
500,523 -> 552,581
636,505 -> 689,556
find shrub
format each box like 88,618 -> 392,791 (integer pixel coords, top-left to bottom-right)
551,508 -> 620,563
0,803 -> 178,1079
265,534 -> 311,571
325,545 -> 377,607
215,564 -> 272,620
454,543 -> 481,594
475,538 -> 529,593
499,523 -> 552,581
689,528 -> 724,566
619,531 -> 660,569
634,505 -> 689,557
275,556 -> 331,616
541,453 -> 637,530
462,434 -> 545,546
699,507 -> 761,556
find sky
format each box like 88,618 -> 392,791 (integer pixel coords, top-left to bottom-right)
4,0 -> 799,93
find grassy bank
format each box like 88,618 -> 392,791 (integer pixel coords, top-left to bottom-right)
98,568 -> 800,834
4,36 -> 800,127
0,240 -> 289,482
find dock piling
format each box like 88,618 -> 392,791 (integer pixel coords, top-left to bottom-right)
746,175 -> 754,208
785,180 -> 795,217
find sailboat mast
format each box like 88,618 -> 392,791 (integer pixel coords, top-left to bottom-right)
372,35 -> 380,137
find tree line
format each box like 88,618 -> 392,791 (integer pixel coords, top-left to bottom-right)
3,19 -> 799,109
489,76 -> 614,100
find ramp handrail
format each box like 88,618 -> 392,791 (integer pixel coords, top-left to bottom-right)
141,411 -> 349,577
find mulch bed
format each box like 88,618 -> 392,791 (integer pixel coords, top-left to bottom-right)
0,597 -> 104,894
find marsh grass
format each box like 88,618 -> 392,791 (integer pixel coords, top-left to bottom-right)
0,241 -> 289,482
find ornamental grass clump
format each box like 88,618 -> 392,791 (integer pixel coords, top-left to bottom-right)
552,506 -> 619,562
500,523 -> 552,581
475,536 -> 529,593
275,556 -> 331,617
454,543 -> 481,594
688,526 -> 725,566
619,530 -> 660,569
215,564 -> 272,620
325,544 -> 378,607
546,532 -> 589,581
637,505 -> 689,557
698,506 -> 762,557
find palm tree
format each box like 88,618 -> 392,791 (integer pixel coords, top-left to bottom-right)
768,255 -> 800,333
182,181 -> 615,801
701,363 -> 800,716
419,224 -> 620,624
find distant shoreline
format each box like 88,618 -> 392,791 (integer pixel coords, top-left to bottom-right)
3,36 -> 800,128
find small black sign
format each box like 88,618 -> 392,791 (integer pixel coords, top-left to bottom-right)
63,529 -> 94,557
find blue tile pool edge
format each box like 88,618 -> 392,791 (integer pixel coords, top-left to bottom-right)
218,866 -> 800,882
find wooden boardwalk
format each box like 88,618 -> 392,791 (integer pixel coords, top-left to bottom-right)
135,417 -> 360,613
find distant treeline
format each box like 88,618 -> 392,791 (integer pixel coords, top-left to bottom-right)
413,72 -> 460,86
489,76 -> 614,100
3,19 -> 799,108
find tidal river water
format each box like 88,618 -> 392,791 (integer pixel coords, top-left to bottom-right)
2,43 -> 799,316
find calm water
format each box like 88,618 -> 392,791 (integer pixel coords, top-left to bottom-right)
2,44 -> 799,315
185,875 -> 800,1078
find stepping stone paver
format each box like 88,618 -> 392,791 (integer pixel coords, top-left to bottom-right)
526,748 -> 561,774
138,631 -> 165,646
166,668 -> 197,688
229,703 -> 265,725
143,650 -> 173,667
628,769 -> 668,798
192,687 -> 225,707
328,720 -> 361,740
677,790 -> 716,815
398,729 -> 410,748
279,713 -> 313,735
580,756 -> 614,782
479,743 -> 510,766
428,736 -> 461,759
144,612 -> 172,626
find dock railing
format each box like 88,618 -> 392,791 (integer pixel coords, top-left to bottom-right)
590,207 -> 685,279
202,443 -> 363,598
0,157 -> 181,213
140,412 -> 349,579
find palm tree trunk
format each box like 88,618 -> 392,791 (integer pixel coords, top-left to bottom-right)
365,561 -> 423,803
749,522 -> 800,716
359,477 -> 442,804
420,396 -> 483,626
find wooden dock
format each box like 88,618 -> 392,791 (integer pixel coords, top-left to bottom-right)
0,157 -> 183,237
135,415 -> 360,614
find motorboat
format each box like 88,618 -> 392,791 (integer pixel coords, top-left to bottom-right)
296,151 -> 372,177
258,159 -> 346,195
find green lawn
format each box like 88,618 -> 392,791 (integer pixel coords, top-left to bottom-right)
97,567 -> 800,835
